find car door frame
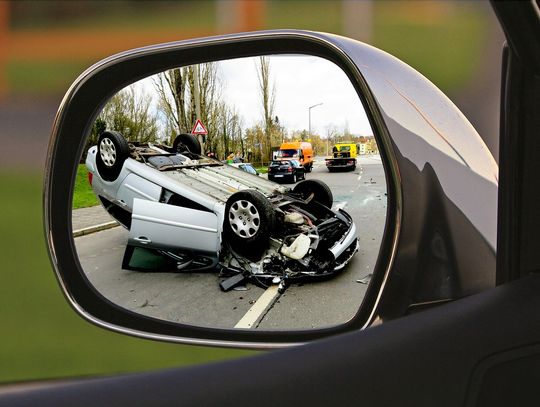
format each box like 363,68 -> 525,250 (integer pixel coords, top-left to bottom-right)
2,3 -> 539,407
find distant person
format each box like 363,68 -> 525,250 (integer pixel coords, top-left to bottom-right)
233,151 -> 243,163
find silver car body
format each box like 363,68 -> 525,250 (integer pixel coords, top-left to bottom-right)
87,144 -> 359,265
86,145 -> 294,256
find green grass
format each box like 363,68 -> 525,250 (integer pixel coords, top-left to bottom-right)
0,171 -> 253,383
6,60 -> 90,95
255,167 -> 268,174
373,3 -> 488,93
73,164 -> 99,209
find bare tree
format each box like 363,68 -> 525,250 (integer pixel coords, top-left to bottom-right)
85,86 -> 158,160
211,103 -> 244,159
256,56 -> 276,161
244,124 -> 266,166
154,63 -> 221,150
89,87 -> 158,144
153,68 -> 189,140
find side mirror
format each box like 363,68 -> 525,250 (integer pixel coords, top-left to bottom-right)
45,30 -> 497,348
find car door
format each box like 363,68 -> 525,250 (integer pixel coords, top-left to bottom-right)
128,198 -> 220,255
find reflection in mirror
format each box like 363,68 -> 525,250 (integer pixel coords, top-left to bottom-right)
72,55 -> 387,331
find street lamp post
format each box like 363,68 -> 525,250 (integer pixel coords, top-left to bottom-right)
308,102 -> 323,139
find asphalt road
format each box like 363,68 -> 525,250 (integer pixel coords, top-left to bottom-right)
74,156 -> 387,331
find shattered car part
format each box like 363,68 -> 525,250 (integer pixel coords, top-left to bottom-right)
86,132 -> 359,291
280,234 -> 311,260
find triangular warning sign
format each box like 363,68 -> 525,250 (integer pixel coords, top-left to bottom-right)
191,119 -> 208,135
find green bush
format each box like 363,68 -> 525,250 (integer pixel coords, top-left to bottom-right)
0,172 -> 252,383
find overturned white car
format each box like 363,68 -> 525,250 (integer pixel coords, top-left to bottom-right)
86,131 -> 359,291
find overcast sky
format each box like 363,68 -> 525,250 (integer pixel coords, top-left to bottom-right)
137,54 -> 373,138
218,55 -> 373,137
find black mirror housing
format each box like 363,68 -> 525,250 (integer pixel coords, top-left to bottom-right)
45,30 -> 497,348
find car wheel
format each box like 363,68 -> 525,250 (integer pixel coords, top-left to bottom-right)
172,133 -> 201,155
96,131 -> 129,182
293,179 -> 333,208
224,190 -> 276,258
292,174 -> 297,183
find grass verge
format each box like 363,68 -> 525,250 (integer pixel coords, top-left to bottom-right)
73,164 -> 99,209
0,171 -> 252,383
373,2 -> 487,93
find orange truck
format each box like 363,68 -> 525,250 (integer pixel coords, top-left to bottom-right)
276,141 -> 314,172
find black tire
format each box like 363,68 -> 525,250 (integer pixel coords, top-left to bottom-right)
173,133 -> 201,155
305,163 -> 312,173
293,179 -> 333,208
224,190 -> 276,258
96,131 -> 129,182
292,173 -> 297,183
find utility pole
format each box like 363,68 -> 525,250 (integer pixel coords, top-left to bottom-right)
308,102 -> 323,138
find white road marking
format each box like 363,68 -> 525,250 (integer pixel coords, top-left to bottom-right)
357,173 -> 362,181
234,285 -> 281,329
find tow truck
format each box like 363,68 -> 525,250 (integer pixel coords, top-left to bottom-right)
325,142 -> 360,172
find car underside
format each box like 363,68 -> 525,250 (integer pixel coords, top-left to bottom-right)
86,132 -> 359,292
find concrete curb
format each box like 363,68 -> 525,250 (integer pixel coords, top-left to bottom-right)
73,221 -> 119,238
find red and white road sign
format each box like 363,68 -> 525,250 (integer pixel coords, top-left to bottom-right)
191,119 -> 208,135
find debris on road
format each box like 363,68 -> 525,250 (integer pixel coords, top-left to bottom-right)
356,274 -> 372,284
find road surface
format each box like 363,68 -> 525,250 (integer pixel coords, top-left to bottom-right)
74,156 -> 387,331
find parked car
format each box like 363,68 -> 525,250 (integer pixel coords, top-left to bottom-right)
229,162 -> 259,176
267,159 -> 306,183
85,131 -> 358,290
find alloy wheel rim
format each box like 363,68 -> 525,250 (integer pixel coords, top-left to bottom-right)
99,138 -> 117,167
229,200 -> 260,238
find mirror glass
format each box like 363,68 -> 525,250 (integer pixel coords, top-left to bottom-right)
72,54 -> 387,331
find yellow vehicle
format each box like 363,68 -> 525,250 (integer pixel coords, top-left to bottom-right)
277,141 -> 314,172
325,143 -> 360,172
